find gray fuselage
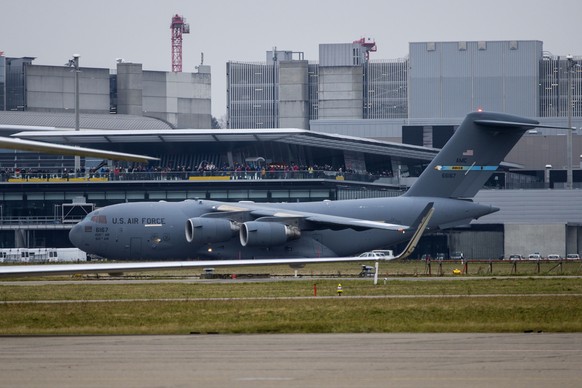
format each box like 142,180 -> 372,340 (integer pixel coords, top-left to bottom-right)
69,197 -> 495,260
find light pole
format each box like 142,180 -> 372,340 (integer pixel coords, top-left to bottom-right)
545,164 -> 552,189
566,54 -> 574,190
67,54 -> 81,175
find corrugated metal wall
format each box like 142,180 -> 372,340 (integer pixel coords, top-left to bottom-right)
409,40 -> 542,118
227,62 -> 277,128
319,43 -> 365,66
473,189 -> 582,224
448,230 -> 504,260
364,60 -> 408,119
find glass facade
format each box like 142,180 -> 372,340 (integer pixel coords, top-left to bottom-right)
308,63 -> 319,121
364,59 -> 408,119
0,56 -> 5,111
539,55 -> 582,118
5,57 -> 34,111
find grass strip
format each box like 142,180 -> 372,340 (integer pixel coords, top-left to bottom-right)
2,278 -> 582,301
1,278 -> 582,335
1,296 -> 580,335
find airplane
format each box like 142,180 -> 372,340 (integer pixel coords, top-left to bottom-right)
0,111 -> 572,277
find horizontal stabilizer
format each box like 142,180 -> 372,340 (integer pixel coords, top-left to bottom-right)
474,119 -> 575,131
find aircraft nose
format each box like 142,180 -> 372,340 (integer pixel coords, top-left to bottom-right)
69,222 -> 84,248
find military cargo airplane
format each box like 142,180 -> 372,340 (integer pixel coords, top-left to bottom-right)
0,111 -> 571,277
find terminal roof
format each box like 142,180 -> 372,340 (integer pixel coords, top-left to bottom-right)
12,127 -> 438,162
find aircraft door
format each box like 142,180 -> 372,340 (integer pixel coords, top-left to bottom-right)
130,237 -> 142,258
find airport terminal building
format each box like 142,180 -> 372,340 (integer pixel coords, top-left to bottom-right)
228,40 -> 582,178
0,40 -> 582,260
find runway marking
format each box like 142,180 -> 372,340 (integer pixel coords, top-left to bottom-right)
2,293 -> 581,304
237,377 -> 294,381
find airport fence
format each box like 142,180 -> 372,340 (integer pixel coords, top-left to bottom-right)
423,259 -> 582,276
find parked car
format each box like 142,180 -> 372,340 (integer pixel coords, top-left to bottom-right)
358,251 -> 386,259
547,254 -> 561,261
435,253 -> 447,260
527,253 -> 542,260
508,254 -> 524,260
371,250 -> 394,259
450,251 -> 464,260
566,253 -> 580,260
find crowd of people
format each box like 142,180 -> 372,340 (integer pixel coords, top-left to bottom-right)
0,161 -> 394,182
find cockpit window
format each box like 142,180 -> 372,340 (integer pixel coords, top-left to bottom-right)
90,215 -> 107,224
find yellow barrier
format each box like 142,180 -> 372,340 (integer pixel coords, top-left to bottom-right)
189,175 -> 231,181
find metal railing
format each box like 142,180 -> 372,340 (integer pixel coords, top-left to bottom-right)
0,170 -> 385,184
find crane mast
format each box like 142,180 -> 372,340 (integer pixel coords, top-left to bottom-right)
170,14 -> 190,72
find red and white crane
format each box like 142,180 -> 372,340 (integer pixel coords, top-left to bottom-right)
170,14 -> 190,72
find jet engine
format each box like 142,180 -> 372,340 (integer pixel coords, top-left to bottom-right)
185,217 -> 239,244
239,221 -> 301,247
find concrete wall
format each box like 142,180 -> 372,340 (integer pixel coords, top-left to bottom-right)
23,63 -> 211,128
506,134 -> 582,170
116,63 -> 143,116
118,63 -> 211,128
278,60 -> 309,129
26,65 -> 110,114
504,224 -> 565,257
318,66 -> 363,119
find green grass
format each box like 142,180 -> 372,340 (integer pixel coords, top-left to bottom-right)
1,278 -> 582,335
1,297 -> 580,335
2,277 -> 582,300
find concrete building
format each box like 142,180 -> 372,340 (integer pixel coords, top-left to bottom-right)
1,57 -> 212,129
228,40 -> 582,185
227,42 -> 408,129
408,40 -> 541,118
227,39 -> 581,134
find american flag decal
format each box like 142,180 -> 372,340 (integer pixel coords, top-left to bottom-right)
84,226 -> 93,233
463,149 -> 474,156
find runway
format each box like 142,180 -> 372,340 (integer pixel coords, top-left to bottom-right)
2,333 -> 581,388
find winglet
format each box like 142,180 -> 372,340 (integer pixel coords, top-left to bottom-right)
392,202 -> 434,260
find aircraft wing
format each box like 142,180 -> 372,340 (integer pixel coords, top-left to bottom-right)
0,257 -> 394,278
0,136 -> 158,163
212,204 -> 409,232
0,204 -> 434,278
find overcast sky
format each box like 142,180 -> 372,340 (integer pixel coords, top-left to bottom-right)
2,0 -> 582,119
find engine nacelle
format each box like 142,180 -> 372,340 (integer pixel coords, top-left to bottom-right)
185,217 -> 239,244
240,221 -> 301,247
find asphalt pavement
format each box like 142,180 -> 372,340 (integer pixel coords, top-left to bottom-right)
2,333 -> 581,388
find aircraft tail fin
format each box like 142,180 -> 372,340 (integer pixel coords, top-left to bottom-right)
403,111 -> 570,198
